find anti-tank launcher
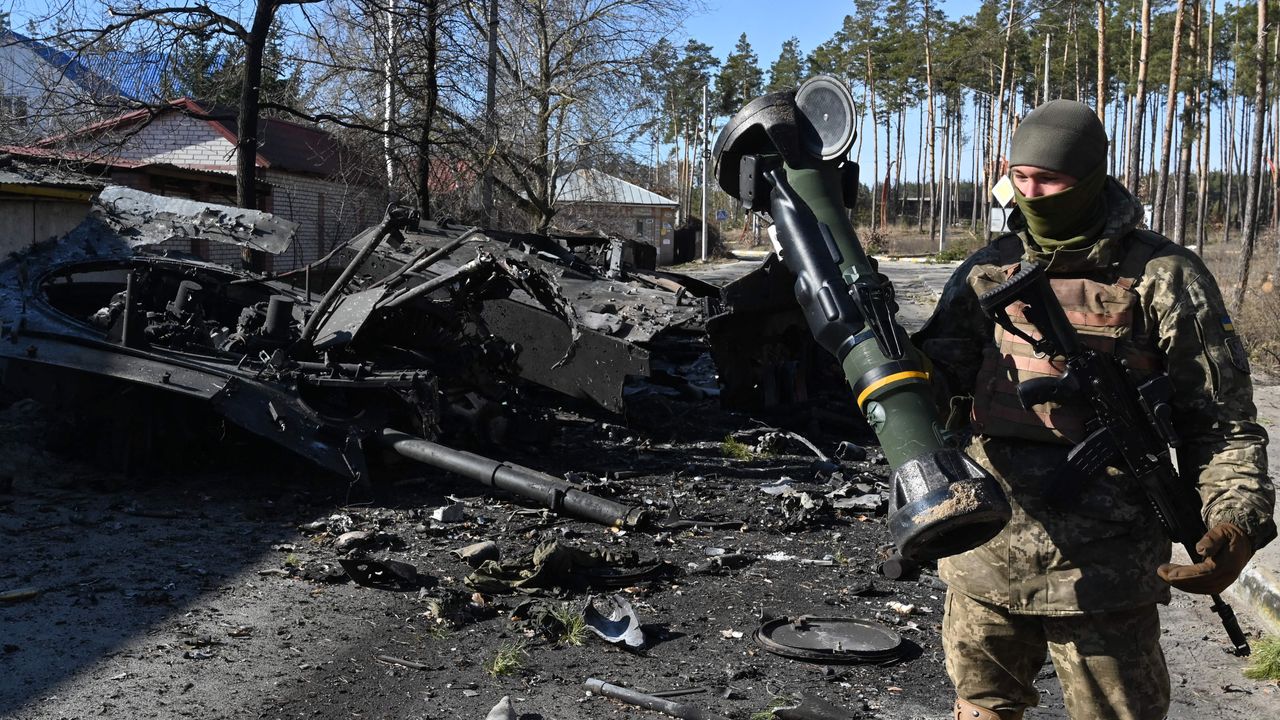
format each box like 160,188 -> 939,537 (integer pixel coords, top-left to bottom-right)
712,76 -> 1010,561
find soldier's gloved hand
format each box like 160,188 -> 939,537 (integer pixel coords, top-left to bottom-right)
1157,522 -> 1252,595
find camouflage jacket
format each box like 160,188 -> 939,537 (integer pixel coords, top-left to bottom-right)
913,178 -> 1276,614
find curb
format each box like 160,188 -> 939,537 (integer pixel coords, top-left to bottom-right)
1230,559 -> 1280,637
1229,379 -> 1280,639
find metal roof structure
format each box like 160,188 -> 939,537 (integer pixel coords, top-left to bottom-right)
555,168 -> 676,207
1,28 -> 102,92
76,51 -> 169,102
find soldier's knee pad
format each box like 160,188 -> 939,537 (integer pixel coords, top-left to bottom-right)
954,698 -> 1024,720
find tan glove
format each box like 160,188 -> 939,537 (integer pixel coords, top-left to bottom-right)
1157,522 -> 1252,595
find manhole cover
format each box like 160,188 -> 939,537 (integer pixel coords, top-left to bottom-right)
754,615 -> 905,663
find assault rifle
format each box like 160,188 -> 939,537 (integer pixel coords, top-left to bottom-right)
977,260 -> 1251,656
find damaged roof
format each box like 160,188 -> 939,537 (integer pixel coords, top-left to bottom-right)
0,155 -> 105,199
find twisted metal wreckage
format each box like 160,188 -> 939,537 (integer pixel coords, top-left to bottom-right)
0,186 -> 840,527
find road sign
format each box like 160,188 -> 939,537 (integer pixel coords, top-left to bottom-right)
716,209 -> 728,221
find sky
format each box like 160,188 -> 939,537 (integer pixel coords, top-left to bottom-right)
674,0 -> 988,179
678,0 -> 985,69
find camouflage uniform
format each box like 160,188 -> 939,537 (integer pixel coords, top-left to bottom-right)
915,177 -> 1276,719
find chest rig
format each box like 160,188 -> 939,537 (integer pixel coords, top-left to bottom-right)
967,233 -> 1166,445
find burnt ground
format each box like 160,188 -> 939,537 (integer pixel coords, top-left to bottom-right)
3,391 -> 1279,720
3,258 -> 1280,720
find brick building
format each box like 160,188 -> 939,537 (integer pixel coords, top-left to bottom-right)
12,98 -> 382,272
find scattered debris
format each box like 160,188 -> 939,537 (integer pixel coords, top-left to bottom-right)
754,616 -> 906,664
375,655 -> 433,671
584,594 -> 648,650
484,695 -> 517,720
885,601 -> 917,617
584,677 -> 732,720
878,552 -> 918,581
833,442 -> 868,462
690,552 -> 756,575
451,540 -> 500,567
0,587 -> 40,604
338,556 -> 425,590
430,503 -> 466,523
333,530 -> 378,553
772,693 -> 860,720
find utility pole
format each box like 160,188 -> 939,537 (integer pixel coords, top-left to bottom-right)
700,83 -> 709,262
481,0 -> 498,225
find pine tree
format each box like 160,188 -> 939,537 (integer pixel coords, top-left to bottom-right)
766,37 -> 804,92
715,33 -> 763,116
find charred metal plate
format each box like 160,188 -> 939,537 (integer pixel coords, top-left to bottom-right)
94,186 -> 297,254
312,287 -> 387,350
479,300 -> 648,414
754,615 -> 905,663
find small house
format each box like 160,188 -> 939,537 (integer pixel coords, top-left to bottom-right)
554,168 -> 678,265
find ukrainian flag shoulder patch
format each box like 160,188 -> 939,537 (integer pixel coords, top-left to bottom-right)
1221,316 -> 1235,333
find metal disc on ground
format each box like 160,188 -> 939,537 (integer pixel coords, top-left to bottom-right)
754,615 -> 905,663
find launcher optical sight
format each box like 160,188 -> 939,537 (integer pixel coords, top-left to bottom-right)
712,76 -> 1010,561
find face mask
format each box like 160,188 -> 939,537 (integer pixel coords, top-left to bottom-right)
1012,165 -> 1107,252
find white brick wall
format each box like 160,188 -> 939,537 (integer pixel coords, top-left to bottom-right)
264,170 -> 382,271
106,114 -> 238,171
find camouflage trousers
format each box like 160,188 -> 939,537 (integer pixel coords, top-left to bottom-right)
943,590 -> 1170,719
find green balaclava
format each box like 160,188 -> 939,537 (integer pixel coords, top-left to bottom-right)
1008,99 -> 1109,251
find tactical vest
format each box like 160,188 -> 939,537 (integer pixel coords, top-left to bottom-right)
967,232 -> 1167,445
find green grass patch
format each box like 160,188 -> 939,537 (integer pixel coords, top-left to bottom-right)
1244,635 -> 1280,681
550,603 -> 588,646
485,640 -> 528,677
721,436 -> 755,460
931,238 -> 980,263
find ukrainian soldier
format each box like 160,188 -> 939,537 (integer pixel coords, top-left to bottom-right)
913,99 -> 1276,720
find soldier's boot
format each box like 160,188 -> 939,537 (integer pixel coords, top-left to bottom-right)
954,698 -> 1024,720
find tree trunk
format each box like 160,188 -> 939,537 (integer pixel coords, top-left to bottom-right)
481,0 -> 497,224
1152,0 -> 1188,234
237,0 -> 278,272
1222,26 -> 1240,244
869,50 -> 879,233
1147,94 -> 1160,207
1272,30 -> 1280,231
993,0 -> 1018,192
916,107 -> 926,231
414,0 -> 439,218
383,0 -> 397,200
1126,0 -> 1152,195
1194,0 -> 1214,248
533,5 -> 554,233
1172,0 -> 1200,247
1070,5 -> 1081,100
1097,0 -> 1107,126
923,0 -> 938,245
1232,0 -> 1267,311
1122,8 -> 1136,178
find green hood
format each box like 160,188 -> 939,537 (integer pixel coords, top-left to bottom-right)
1008,176 -> 1145,273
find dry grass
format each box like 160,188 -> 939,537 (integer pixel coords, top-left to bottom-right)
1200,229 -> 1280,376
